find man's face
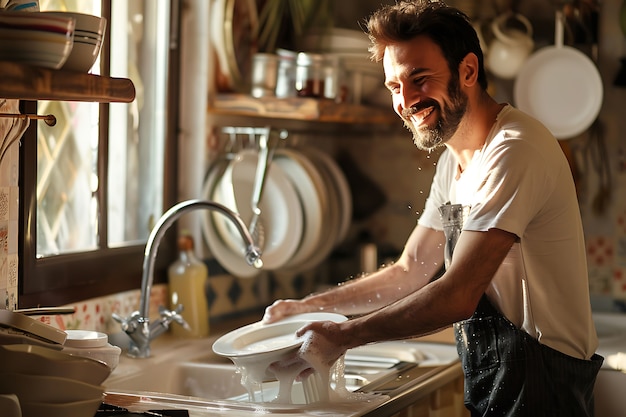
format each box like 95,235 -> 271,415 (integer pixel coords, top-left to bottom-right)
383,36 -> 468,151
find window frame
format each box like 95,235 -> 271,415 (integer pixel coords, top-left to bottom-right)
18,1 -> 180,308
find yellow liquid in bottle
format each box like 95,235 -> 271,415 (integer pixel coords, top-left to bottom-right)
168,236 -> 209,338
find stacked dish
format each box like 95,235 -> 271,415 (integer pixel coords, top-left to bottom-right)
61,330 -> 121,371
0,344 -> 108,417
42,12 -> 106,72
0,10 -> 75,69
202,147 -> 352,278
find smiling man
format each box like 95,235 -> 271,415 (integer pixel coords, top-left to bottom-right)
263,1 -> 603,415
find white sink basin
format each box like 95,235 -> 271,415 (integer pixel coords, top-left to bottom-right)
103,335 -> 458,416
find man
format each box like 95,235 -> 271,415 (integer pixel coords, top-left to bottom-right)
263,1 -> 603,415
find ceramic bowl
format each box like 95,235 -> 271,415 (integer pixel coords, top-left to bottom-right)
0,344 -> 111,385
62,330 -> 122,370
0,372 -> 104,404
20,398 -> 102,417
41,12 -> 106,72
0,11 -> 75,69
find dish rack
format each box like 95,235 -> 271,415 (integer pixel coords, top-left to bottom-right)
214,126 -> 289,236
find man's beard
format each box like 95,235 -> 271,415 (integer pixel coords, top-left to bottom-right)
402,76 -> 468,151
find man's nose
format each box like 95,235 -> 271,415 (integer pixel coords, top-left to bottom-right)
396,87 -> 417,116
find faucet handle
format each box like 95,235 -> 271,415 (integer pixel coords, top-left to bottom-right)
158,305 -> 190,331
112,311 -> 140,333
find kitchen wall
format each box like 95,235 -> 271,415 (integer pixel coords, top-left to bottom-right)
12,0 -> 626,334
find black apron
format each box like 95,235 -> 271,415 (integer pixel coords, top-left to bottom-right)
453,296 -> 604,417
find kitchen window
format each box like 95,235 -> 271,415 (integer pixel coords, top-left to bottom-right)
18,0 -> 180,308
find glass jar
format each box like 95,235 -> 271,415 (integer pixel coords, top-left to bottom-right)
275,49 -> 297,98
294,53 -> 342,100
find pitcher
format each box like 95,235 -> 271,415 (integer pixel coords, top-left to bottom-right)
487,12 -> 534,79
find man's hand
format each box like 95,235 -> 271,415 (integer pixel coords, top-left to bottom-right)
262,299 -> 313,324
268,321 -> 351,383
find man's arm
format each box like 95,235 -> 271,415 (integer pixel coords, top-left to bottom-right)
297,228 -> 517,353
263,225 -> 447,323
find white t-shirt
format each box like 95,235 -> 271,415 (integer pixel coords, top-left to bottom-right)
418,105 -> 598,360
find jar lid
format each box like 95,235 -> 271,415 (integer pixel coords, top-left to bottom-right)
64,330 -> 108,348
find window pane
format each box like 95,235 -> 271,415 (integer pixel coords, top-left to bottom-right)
36,0 -> 102,256
36,100 -> 100,255
108,1 -> 169,246
35,0 -> 170,254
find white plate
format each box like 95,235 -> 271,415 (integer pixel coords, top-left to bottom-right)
309,148 -> 352,245
214,149 -> 303,270
274,148 -> 326,270
283,150 -> 339,273
212,312 -> 347,360
202,158 -> 260,278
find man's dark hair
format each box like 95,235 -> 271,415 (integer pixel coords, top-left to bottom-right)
366,0 -> 488,90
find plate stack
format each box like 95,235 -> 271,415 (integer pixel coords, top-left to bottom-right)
0,311 -> 109,417
202,147 -> 352,278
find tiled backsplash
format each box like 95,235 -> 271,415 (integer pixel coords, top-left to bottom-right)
31,266 -> 320,335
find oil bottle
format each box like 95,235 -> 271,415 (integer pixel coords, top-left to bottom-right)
168,234 -> 209,337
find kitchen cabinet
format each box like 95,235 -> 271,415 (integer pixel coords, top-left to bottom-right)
0,61 -> 135,103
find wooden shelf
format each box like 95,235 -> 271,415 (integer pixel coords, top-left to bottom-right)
0,61 -> 135,103
209,94 -> 397,125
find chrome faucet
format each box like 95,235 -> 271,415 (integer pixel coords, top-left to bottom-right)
113,199 -> 263,358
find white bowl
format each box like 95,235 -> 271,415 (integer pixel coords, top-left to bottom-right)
41,11 -> 106,36
0,344 -> 111,385
62,37 -> 103,72
62,330 -> 122,370
41,12 -> 106,72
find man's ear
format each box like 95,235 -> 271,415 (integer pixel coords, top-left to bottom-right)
459,52 -> 479,87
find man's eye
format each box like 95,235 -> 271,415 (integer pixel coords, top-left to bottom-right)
413,76 -> 426,86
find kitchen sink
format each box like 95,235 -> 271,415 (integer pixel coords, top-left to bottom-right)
103,335 -> 459,416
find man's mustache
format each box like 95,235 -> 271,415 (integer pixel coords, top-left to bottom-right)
401,101 -> 438,118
